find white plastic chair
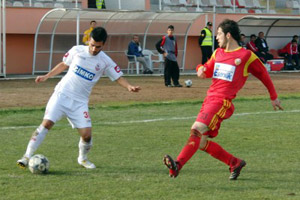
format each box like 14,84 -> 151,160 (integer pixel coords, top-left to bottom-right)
142,50 -> 165,73
13,1 -> 24,7
223,0 -> 233,7
225,8 -> 234,13
196,0 -> 208,6
33,2 -> 44,7
54,3 -> 64,7
179,0 -> 187,5
163,6 -> 172,11
179,7 -> 188,11
179,0 -> 192,6
125,51 -> 142,74
255,9 -> 262,13
208,0 -> 220,7
153,54 -> 165,73
237,0 -> 247,7
195,7 -> 203,12
163,0 -> 173,5
240,8 -> 248,13
253,0 -> 264,8
292,0 -> 300,9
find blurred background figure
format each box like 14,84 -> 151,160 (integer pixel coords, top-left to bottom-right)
199,22 -> 213,64
82,20 -> 97,45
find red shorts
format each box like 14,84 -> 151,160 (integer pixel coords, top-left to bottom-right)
196,96 -> 234,138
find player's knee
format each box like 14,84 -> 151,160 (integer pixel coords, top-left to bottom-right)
191,121 -> 208,135
81,133 -> 92,143
41,120 -> 54,130
190,129 -> 201,137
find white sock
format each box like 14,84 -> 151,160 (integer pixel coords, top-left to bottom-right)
24,125 -> 48,158
78,137 -> 92,161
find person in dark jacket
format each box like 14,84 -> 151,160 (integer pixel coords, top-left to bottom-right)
128,35 -> 153,74
156,25 -> 182,87
255,31 -> 273,62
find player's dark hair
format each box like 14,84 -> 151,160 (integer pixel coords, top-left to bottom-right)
218,19 -> 241,42
250,34 -> 256,38
90,20 -> 96,25
168,25 -> 174,30
90,27 -> 107,43
291,39 -> 297,43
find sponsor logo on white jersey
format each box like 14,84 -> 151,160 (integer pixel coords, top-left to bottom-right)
95,64 -> 100,71
114,66 -> 121,73
213,63 -> 236,82
74,65 -> 95,81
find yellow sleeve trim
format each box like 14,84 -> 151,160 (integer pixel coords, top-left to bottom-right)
244,51 -> 261,76
211,49 -> 217,59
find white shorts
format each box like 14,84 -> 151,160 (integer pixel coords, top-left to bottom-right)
44,92 -> 92,129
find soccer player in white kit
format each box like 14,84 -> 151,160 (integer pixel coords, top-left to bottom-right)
17,27 -> 140,169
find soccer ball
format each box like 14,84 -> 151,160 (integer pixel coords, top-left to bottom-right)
28,154 -> 49,174
184,79 -> 192,87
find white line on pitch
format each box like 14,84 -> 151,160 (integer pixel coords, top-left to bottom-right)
1,109 -> 300,130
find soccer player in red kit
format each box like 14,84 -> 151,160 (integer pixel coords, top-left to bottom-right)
163,19 -> 283,180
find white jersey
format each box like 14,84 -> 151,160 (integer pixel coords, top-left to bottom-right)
54,45 -> 123,103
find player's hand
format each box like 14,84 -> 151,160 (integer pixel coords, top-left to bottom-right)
271,98 -> 283,111
197,66 -> 206,79
163,52 -> 168,57
35,75 -> 49,83
128,85 -> 141,92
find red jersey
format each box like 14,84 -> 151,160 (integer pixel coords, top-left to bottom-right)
278,42 -> 298,55
196,47 -> 278,100
246,41 -> 258,53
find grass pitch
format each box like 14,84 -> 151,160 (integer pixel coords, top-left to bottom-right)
1,97 -> 300,200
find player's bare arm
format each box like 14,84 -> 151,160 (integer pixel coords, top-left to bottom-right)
35,62 -> 69,83
197,66 -> 206,79
271,98 -> 284,111
116,77 -> 141,92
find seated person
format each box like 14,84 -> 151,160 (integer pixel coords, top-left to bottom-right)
255,31 -> 274,62
127,35 -> 153,74
239,34 -> 247,49
293,35 -> 299,42
278,39 -> 299,70
247,34 -> 265,63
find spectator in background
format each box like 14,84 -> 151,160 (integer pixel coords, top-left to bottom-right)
199,22 -> 213,64
87,0 -> 105,9
293,35 -> 298,42
127,35 -> 153,74
255,31 -> 274,62
82,21 -> 97,45
239,34 -> 247,49
278,39 -> 299,70
293,35 -> 300,54
247,34 -> 265,63
96,0 -> 105,9
156,25 -> 182,87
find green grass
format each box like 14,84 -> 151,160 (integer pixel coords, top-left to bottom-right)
1,97 -> 300,200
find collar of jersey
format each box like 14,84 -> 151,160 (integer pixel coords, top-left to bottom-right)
224,47 -> 242,53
